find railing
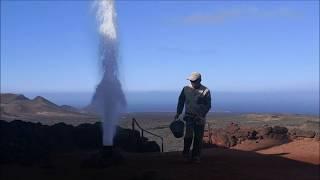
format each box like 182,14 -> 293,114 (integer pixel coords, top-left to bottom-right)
208,122 -> 212,144
206,122 -> 213,144
131,118 -> 164,152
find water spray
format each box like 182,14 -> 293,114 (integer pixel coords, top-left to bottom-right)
91,0 -> 126,149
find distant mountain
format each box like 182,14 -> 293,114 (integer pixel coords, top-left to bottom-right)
0,93 -> 98,125
82,104 -> 97,114
1,93 -> 30,104
33,96 -> 60,108
1,94 -> 63,114
60,105 -> 81,113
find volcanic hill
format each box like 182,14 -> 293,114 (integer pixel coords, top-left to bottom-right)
0,93 -> 98,125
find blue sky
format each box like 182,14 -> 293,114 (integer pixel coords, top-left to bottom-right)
1,0 -> 319,93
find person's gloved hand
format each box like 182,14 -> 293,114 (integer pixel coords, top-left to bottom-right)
174,113 -> 180,120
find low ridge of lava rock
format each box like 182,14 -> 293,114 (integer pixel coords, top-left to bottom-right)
0,120 -> 160,164
257,126 -> 273,136
289,128 -> 316,138
205,124 -> 290,148
272,126 -> 288,134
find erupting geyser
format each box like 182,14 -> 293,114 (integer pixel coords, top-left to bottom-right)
91,0 -> 126,147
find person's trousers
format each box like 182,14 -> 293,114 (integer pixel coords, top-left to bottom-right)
183,115 -> 205,158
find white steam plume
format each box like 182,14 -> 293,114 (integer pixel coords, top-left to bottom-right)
91,0 -> 126,146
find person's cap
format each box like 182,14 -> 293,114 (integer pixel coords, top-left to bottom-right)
187,72 -> 201,81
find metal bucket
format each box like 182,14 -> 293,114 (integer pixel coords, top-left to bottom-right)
170,120 -> 185,138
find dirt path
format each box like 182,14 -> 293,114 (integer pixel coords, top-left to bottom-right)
1,147 -> 319,180
257,139 -> 320,165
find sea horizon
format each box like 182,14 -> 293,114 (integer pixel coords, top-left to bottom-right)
2,90 -> 318,116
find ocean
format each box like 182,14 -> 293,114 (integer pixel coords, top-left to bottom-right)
23,91 -> 319,116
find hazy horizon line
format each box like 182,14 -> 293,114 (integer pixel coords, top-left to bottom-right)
2,89 -> 319,94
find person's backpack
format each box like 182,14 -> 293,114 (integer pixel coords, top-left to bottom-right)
170,119 -> 185,138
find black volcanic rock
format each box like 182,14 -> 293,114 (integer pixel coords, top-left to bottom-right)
0,120 -> 160,164
272,126 -> 288,134
74,122 -> 102,149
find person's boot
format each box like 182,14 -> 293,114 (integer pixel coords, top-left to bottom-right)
183,138 -> 192,162
182,151 -> 190,162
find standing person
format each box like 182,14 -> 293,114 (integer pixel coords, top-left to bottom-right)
175,72 -> 211,163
